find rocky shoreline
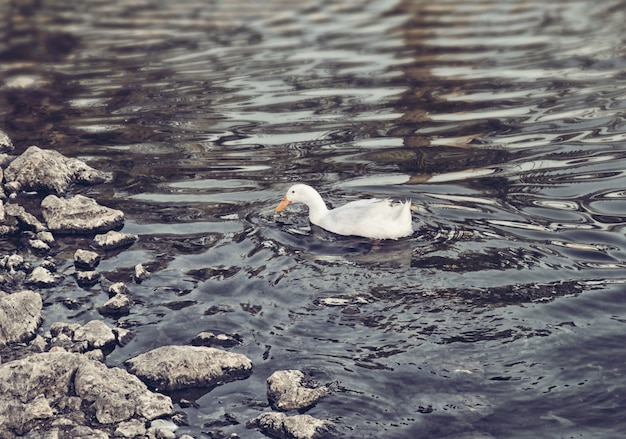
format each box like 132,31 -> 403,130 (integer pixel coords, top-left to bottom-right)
0,131 -> 335,439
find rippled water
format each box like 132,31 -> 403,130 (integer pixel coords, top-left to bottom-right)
2,0 -> 626,437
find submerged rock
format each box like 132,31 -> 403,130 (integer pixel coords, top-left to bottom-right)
247,412 -> 335,439
93,230 -> 138,250
3,145 -> 109,195
125,345 -> 253,391
267,370 -> 329,411
0,290 -> 42,346
191,331 -> 243,348
41,194 -> 124,233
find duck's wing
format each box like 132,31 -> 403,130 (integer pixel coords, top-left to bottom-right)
318,199 -> 413,239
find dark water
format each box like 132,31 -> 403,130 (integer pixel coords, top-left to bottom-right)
2,0 -> 626,437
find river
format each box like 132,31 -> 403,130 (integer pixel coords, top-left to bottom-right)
1,0 -> 626,438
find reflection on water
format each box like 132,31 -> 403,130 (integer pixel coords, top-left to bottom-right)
2,0 -> 626,437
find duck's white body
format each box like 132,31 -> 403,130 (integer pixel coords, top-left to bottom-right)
275,184 -> 413,240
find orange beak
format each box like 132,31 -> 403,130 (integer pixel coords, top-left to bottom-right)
275,196 -> 292,213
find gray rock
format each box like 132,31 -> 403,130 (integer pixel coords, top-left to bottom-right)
28,239 -> 50,252
3,145 -> 109,195
42,194 -> 124,233
148,419 -> 178,438
40,257 -> 57,272
114,419 -> 147,438
108,281 -> 129,296
74,359 -> 172,424
75,270 -> 101,286
267,370 -> 329,411
49,321 -> 81,338
113,327 -> 133,346
0,129 -> 13,152
93,230 -> 138,250
4,203 -> 47,232
0,223 -> 18,236
1,254 -> 25,273
0,290 -> 42,346
26,266 -> 62,287
98,293 -> 132,316
0,350 -> 172,437
247,412 -> 335,439
66,426 -> 110,439
125,345 -> 253,391
74,249 -> 101,270
48,321 -> 126,354
133,263 -> 150,283
72,320 -> 116,351
36,231 -> 55,244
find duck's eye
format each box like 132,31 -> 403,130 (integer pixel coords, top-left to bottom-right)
291,190 -> 295,194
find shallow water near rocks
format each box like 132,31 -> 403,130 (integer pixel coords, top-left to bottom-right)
2,0 -> 626,437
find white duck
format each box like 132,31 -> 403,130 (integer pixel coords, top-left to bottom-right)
275,183 -> 413,240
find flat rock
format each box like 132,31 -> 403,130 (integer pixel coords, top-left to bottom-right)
125,345 -> 253,391
3,145 -> 109,194
267,370 -> 329,411
42,194 -> 124,233
0,290 -> 42,346
93,230 -> 138,250
247,412 -> 335,439
72,320 -> 116,351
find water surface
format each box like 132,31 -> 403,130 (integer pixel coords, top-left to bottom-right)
2,0 -> 626,437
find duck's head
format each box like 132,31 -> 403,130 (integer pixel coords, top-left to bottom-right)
275,184 -> 317,212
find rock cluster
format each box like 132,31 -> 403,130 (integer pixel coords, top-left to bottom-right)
0,131 -> 336,439
246,369 -> 334,439
0,351 -> 172,436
